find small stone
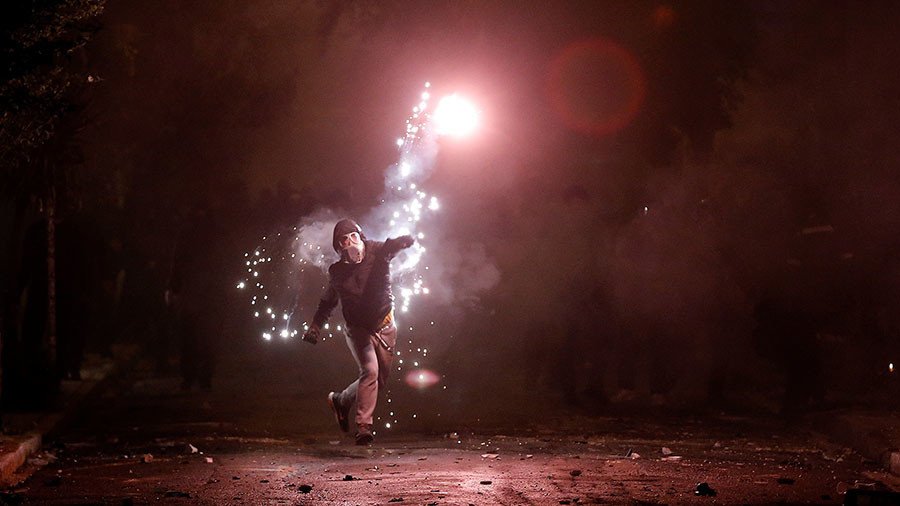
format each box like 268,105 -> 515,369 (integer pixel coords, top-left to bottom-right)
141,454 -> 154,464
695,482 -> 716,497
343,475 -> 354,481
662,447 -> 673,455
298,484 -> 313,493
388,498 -> 404,503
570,470 -> 582,477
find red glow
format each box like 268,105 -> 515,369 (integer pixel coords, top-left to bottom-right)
404,368 -> 440,390
547,37 -> 647,137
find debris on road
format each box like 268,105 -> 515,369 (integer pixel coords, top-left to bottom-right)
570,470 -> 582,477
695,482 -> 717,497
343,475 -> 354,481
481,453 -> 499,459
630,452 -> 641,460
661,456 -> 683,462
662,447 -> 673,455
141,454 -> 153,463
204,457 -> 213,464
388,498 -> 404,503
480,480 -> 492,485
188,444 -> 198,454
298,484 -> 312,493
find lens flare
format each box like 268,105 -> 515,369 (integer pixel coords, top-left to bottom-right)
404,368 -> 440,389
433,94 -> 479,137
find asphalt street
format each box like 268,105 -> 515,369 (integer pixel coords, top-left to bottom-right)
6,337 -> 900,505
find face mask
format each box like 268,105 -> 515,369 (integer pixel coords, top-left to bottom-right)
342,232 -> 365,264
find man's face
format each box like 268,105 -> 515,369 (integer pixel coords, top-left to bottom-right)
338,231 -> 362,251
339,231 -> 365,264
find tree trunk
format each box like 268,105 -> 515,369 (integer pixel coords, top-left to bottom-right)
47,189 -> 57,369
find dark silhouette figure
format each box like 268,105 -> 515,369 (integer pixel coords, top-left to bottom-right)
170,204 -> 224,391
55,215 -> 94,380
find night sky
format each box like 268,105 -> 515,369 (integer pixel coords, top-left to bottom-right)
4,0 -> 900,420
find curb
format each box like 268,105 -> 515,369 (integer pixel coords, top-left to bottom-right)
0,434 -> 41,483
819,413 -> 900,476
0,345 -> 141,485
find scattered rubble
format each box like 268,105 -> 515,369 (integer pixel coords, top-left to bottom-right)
695,482 -> 716,497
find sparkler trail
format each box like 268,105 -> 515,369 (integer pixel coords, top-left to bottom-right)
236,83 -> 479,430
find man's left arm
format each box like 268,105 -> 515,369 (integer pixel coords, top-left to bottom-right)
382,235 -> 415,258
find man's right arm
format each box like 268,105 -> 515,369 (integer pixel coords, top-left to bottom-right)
303,282 -> 338,344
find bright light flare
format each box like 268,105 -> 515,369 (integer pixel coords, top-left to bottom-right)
404,368 -> 440,390
433,94 -> 479,137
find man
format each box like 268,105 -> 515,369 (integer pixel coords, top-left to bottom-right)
302,219 -> 414,445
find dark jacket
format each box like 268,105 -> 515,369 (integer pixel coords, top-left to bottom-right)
313,237 -> 410,332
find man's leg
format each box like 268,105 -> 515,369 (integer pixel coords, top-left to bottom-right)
338,324 -> 397,427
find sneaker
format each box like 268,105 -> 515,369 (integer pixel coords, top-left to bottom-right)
355,424 -> 374,446
327,392 -> 349,432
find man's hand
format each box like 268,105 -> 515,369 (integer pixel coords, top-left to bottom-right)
397,235 -> 415,249
302,324 -> 320,344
